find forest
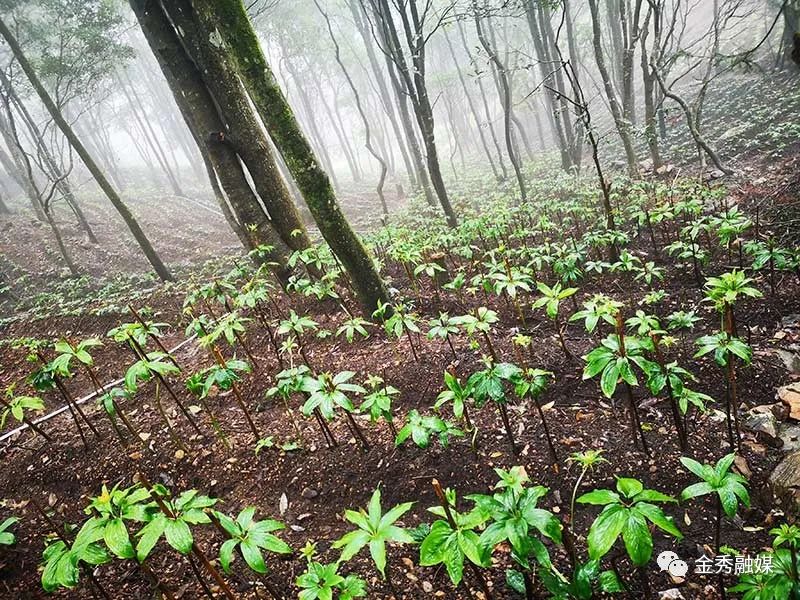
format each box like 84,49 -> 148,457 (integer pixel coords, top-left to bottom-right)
0,0 -> 798,598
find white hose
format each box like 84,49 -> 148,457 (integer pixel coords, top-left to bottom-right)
0,335 -> 197,445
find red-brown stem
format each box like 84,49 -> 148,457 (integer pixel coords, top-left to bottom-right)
31,498 -> 112,600
432,480 -> 493,600
137,474 -> 237,600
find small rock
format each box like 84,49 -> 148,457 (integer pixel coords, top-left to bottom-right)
779,424 -> 800,452
422,581 -> 433,593
769,451 -> 800,513
301,487 -> 319,500
658,588 -> 685,599
774,349 -> 800,376
743,409 -> 778,438
779,383 -> 800,420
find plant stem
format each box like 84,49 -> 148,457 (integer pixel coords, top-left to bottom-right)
137,474 -> 237,600
497,402 -> 518,455
431,479 -> 493,600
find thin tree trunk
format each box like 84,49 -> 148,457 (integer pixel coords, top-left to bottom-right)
587,0 -> 639,176
0,15 -> 173,281
474,6 -> 527,200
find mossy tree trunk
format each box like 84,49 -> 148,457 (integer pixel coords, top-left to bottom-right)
189,0 -> 390,314
160,0 -> 313,259
0,15 -> 173,282
130,0 -> 293,281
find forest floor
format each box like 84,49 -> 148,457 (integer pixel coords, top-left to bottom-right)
0,167 -> 797,599
0,71 -> 798,599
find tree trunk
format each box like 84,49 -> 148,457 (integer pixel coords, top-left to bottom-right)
162,0 -> 314,261
130,0 -> 293,280
0,15 -> 173,282
314,0 -> 389,216
370,0 -> 457,227
349,0 -> 417,188
444,25 -> 500,180
474,6 -> 526,200
587,0 -> 639,176
190,0 -> 390,314
0,69 -> 98,242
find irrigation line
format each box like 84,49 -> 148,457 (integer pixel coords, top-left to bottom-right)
0,335 -> 197,445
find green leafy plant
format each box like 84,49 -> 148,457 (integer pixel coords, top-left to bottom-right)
680,454 -> 750,553
435,370 -> 475,431
470,467 -> 562,597
213,507 -> 291,575
296,561 -> 367,600
467,360 -> 523,453
533,282 -> 577,359
332,487 -> 414,581
419,484 -> 491,591
577,477 -> 682,595
514,368 -> 557,462
395,409 -> 463,449
582,326 -> 655,454
0,516 -> 19,547
301,371 -> 367,450
359,375 -> 399,437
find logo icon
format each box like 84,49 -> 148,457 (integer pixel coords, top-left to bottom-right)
657,550 -> 689,578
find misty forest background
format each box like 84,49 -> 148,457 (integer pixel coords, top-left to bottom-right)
0,0 -> 796,309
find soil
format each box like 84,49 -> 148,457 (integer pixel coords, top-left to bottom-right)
0,182 -> 799,600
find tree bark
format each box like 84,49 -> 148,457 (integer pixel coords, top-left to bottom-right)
348,0 -> 417,188
314,0 -> 389,216
190,0 -> 390,314
369,0 -> 458,227
162,0 -> 314,261
130,0 -> 294,280
587,0 -> 639,176
474,5 -> 526,200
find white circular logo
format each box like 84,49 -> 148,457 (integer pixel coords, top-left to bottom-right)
657,551 -> 689,577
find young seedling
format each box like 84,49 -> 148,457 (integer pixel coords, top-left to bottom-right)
569,293 -> 623,336
0,516 -> 18,547
210,506 -> 290,594
646,334 -> 690,451
680,454 -> 750,553
467,360 -> 523,454
265,365 -> 310,443
84,483 -> 175,599
680,453 -> 750,598
296,561 -> 367,599
332,487 -> 415,584
566,450 -> 608,538
695,328 -> 752,450
301,371 -> 367,450
770,524 -> 800,590
278,310 -> 318,367
420,480 -> 493,598
380,301 -> 422,362
453,307 -> 499,362
582,316 -> 656,455
135,474 -> 234,600
469,467 -> 562,599
203,311 -> 258,369
0,387 -> 50,441
533,282 -> 578,360
53,337 -> 140,444
335,317 -> 371,371
206,349 -> 259,440
427,313 -> 461,359
360,375 -> 399,438
577,477 -> 682,597
435,370 -> 475,432
395,410 -> 463,450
